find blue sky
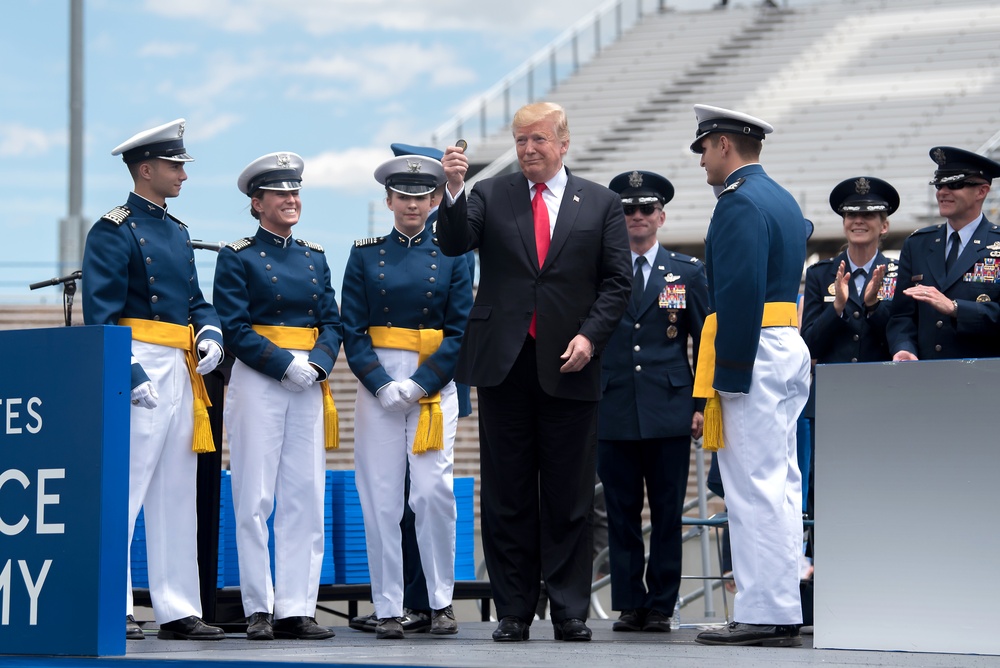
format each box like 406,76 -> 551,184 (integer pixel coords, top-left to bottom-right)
2,0 -> 642,305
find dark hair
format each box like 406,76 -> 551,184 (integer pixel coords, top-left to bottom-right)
249,189 -> 264,220
709,133 -> 763,160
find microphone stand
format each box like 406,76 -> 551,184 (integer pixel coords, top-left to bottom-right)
29,270 -> 82,327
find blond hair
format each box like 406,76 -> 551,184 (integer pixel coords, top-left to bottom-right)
512,102 -> 570,142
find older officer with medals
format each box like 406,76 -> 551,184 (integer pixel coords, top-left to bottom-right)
888,147 -> 1000,360
341,154 -> 472,639
688,105 -> 811,648
598,171 -> 707,633
213,152 -> 341,641
82,119 -> 226,641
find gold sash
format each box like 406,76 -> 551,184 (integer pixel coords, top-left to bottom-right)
119,318 -> 214,453
252,325 -> 338,450
368,326 -> 444,454
692,302 -> 798,451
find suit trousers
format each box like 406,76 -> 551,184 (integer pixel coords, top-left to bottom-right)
226,352 -> 326,618
597,435 -> 691,614
718,327 -> 810,625
477,337 -> 598,624
126,341 -> 201,624
353,348 -> 458,619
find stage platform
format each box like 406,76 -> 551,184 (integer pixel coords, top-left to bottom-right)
2,621 -> 995,668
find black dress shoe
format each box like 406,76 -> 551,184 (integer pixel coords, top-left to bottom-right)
695,621 -> 802,647
642,609 -> 672,633
156,616 -> 225,640
246,611 -> 273,640
348,611 -> 377,632
612,609 -> 644,632
375,617 -> 404,640
273,616 -> 335,640
553,618 -> 591,641
400,608 -> 431,633
430,605 -> 458,635
492,616 -> 529,642
126,615 -> 144,640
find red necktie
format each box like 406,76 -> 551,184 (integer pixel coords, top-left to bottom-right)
529,183 -> 550,338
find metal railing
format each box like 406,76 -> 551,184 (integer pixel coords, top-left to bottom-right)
428,0 -> 666,149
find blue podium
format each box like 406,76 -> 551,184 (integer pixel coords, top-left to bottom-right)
0,326 -> 130,656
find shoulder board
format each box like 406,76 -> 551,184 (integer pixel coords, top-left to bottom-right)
227,237 -> 255,252
100,205 -> 131,226
354,236 -> 386,248
166,212 -> 187,228
296,239 -> 325,253
666,250 -> 701,265
718,178 -> 745,198
910,223 -> 942,237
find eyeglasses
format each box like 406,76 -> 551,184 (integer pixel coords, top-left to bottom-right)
934,181 -> 988,191
623,204 -> 662,216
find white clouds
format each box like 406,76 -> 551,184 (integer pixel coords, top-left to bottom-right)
137,41 -> 198,58
305,146 -> 390,192
0,124 -> 66,157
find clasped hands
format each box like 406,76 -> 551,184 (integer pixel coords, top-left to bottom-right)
376,379 -> 426,412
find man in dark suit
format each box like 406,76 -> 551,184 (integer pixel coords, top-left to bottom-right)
437,102 -> 632,642
888,147 -> 1000,360
598,170 -> 707,633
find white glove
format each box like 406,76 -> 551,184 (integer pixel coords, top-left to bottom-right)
377,381 -> 409,412
281,357 -> 318,393
196,340 -> 223,375
130,381 -> 159,409
398,379 -> 426,403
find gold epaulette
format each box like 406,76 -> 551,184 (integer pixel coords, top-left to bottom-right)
296,239 -> 325,253
100,205 -> 131,226
354,236 -> 386,248
227,237 -> 255,252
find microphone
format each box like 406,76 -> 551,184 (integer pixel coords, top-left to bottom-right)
30,270 -> 82,290
191,240 -> 226,251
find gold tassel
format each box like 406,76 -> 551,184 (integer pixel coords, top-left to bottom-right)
192,395 -> 216,454
322,381 -> 339,450
411,394 -> 444,454
702,393 -> 724,452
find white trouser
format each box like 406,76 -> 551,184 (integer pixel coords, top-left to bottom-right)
353,347 -> 457,619
718,327 -> 810,625
226,352 -> 326,619
126,340 -> 201,624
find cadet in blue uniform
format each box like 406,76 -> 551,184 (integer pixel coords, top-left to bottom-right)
213,153 -> 341,641
598,170 -> 708,633
82,119 -> 226,641
888,147 -> 1000,360
688,105 -> 810,647
341,154 -> 473,639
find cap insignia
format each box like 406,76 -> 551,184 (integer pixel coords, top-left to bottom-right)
406,159 -> 423,173
933,148 -> 947,165
628,171 -> 643,188
854,177 -> 871,195
177,122 -> 185,138
276,153 -> 290,167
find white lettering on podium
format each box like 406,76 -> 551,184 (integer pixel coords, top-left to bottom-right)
0,397 -> 42,435
0,559 -> 53,625
0,469 -> 65,535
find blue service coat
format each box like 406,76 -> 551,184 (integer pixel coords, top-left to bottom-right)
82,191 -> 223,389
801,250 -> 895,418
887,216 -> 1000,359
704,164 -> 807,393
598,247 -> 708,441
213,226 -> 343,381
341,225 -> 473,397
